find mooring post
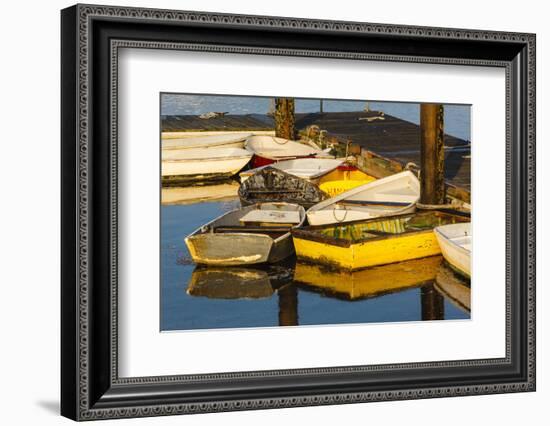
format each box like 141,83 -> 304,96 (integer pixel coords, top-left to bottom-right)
274,98 -> 296,140
278,284 -> 298,326
420,103 -> 445,205
421,284 -> 445,321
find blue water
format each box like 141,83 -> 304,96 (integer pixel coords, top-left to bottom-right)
161,94 -> 471,141
160,200 -> 470,332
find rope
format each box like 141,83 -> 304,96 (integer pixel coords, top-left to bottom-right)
332,205 -> 348,222
416,202 -> 461,210
272,135 -> 289,145
404,162 -> 419,170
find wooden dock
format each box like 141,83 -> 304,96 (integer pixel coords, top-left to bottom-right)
161,111 -> 471,189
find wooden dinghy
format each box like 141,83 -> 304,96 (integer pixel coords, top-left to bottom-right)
161,147 -> 252,184
162,133 -> 252,150
292,210 -> 469,271
239,158 -> 344,183
434,262 -> 471,312
187,264 -> 295,299
434,222 -> 471,278
239,167 -> 328,209
294,256 -> 443,300
161,181 -> 239,205
185,202 -> 306,266
245,135 -> 332,168
317,164 -> 377,197
306,170 -> 420,226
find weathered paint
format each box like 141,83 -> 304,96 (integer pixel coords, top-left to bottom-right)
293,231 -> 442,271
293,211 -> 468,271
239,167 -> 327,208
185,233 -> 271,266
318,167 -> 376,197
185,202 -> 305,266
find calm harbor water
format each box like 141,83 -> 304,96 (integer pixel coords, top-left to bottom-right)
161,94 -> 471,141
160,196 -> 470,332
160,96 -> 471,331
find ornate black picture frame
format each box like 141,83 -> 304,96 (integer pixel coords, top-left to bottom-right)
61,4 -> 536,421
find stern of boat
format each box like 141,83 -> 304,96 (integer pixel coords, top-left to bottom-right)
185,233 -> 274,266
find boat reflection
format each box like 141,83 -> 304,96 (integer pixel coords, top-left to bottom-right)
293,256 -> 443,301
187,263 -> 294,299
434,261 -> 471,313
185,255 -> 470,326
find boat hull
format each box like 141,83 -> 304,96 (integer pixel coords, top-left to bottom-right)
240,158 -> 344,183
250,154 -> 316,169
161,155 -> 252,182
293,211 -> 468,271
306,170 -> 420,226
186,232 -> 294,266
306,204 -> 417,226
434,223 -> 471,278
293,229 -> 442,271
317,167 -> 376,197
161,133 -> 252,150
239,167 -> 328,209
185,202 -> 305,266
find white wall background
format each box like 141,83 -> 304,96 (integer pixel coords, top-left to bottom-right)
0,0 -> 546,424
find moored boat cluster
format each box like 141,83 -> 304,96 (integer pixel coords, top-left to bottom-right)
165,132 -> 472,279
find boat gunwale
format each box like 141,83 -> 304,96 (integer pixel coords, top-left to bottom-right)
186,202 -> 306,244
293,211 -> 470,248
307,169 -> 420,214
240,158 -> 344,180
434,224 -> 472,259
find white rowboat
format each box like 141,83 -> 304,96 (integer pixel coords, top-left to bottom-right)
239,158 -> 344,183
245,135 -> 332,168
162,133 -> 252,150
434,222 -> 471,278
306,170 -> 420,226
161,147 -> 252,180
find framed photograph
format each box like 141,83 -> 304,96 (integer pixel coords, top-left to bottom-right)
61,4 -> 536,421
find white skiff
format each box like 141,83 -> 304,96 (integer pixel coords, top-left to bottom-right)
434,222 -> 471,278
245,135 -> 332,168
239,158 -> 344,183
162,133 -> 252,150
306,170 -> 420,226
161,147 -> 252,180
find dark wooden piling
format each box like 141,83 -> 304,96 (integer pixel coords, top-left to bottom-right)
274,98 -> 296,140
421,284 -> 445,320
278,284 -> 298,326
420,104 -> 446,205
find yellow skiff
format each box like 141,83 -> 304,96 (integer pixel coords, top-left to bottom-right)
317,165 -> 376,197
292,211 -> 469,271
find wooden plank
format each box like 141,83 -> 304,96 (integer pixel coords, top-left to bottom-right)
161,111 -> 471,193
